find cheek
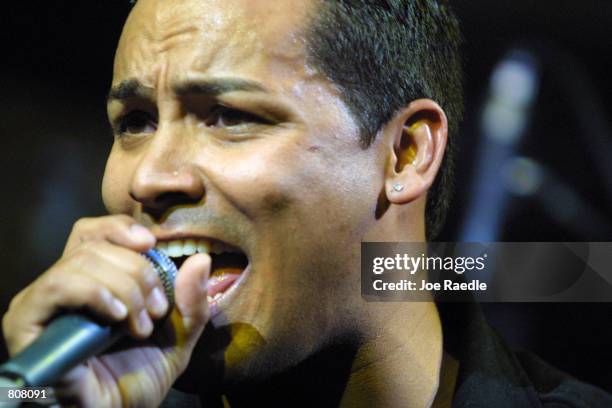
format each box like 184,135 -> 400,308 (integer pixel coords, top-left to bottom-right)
211,137 -> 374,257
213,136 -> 374,228
101,152 -> 134,214
207,139 -> 316,218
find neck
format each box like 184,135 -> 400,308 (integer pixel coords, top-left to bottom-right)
339,301 -> 444,407
214,302 -> 445,408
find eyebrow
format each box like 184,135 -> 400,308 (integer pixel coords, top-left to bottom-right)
107,77 -> 267,103
173,78 -> 267,96
107,79 -> 155,102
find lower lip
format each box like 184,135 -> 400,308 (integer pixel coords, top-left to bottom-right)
207,264 -> 251,316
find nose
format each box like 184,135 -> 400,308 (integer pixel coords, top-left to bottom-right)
129,133 -> 205,218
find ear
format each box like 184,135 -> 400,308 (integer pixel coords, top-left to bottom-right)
383,99 -> 448,205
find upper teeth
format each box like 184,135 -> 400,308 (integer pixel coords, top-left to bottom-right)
155,239 -> 238,258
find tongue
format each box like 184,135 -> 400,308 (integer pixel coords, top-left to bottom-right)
205,252 -> 247,297
207,268 -> 242,297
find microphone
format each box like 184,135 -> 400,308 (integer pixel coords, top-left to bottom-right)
0,248 -> 178,389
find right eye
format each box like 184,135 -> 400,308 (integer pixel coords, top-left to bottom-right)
115,111 -> 157,136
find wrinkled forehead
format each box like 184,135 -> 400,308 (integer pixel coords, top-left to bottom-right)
113,0 -> 316,88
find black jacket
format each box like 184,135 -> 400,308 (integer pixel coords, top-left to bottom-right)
438,301 -> 612,407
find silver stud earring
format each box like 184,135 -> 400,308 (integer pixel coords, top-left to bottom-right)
392,183 -> 404,192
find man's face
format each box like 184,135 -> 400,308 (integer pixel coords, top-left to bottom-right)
103,0 -> 383,380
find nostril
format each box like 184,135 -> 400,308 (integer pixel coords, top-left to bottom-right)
129,166 -> 205,206
140,191 -> 204,221
155,191 -> 202,207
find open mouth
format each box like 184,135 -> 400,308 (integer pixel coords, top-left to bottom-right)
154,238 -> 249,309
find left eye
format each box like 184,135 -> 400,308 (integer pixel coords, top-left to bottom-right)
115,111 -> 157,136
206,106 -> 269,128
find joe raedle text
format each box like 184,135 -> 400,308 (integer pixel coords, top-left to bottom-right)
372,279 -> 487,292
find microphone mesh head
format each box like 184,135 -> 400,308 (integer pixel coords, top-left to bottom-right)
142,249 -> 178,306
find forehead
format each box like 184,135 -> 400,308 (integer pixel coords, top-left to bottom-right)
114,0 -> 316,88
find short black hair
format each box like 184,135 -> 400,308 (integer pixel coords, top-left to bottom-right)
306,0 -> 463,239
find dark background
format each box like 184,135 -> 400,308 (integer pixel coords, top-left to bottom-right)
1,1 -> 611,392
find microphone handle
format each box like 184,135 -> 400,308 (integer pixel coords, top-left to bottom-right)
0,314 -> 121,387
0,248 -> 177,387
